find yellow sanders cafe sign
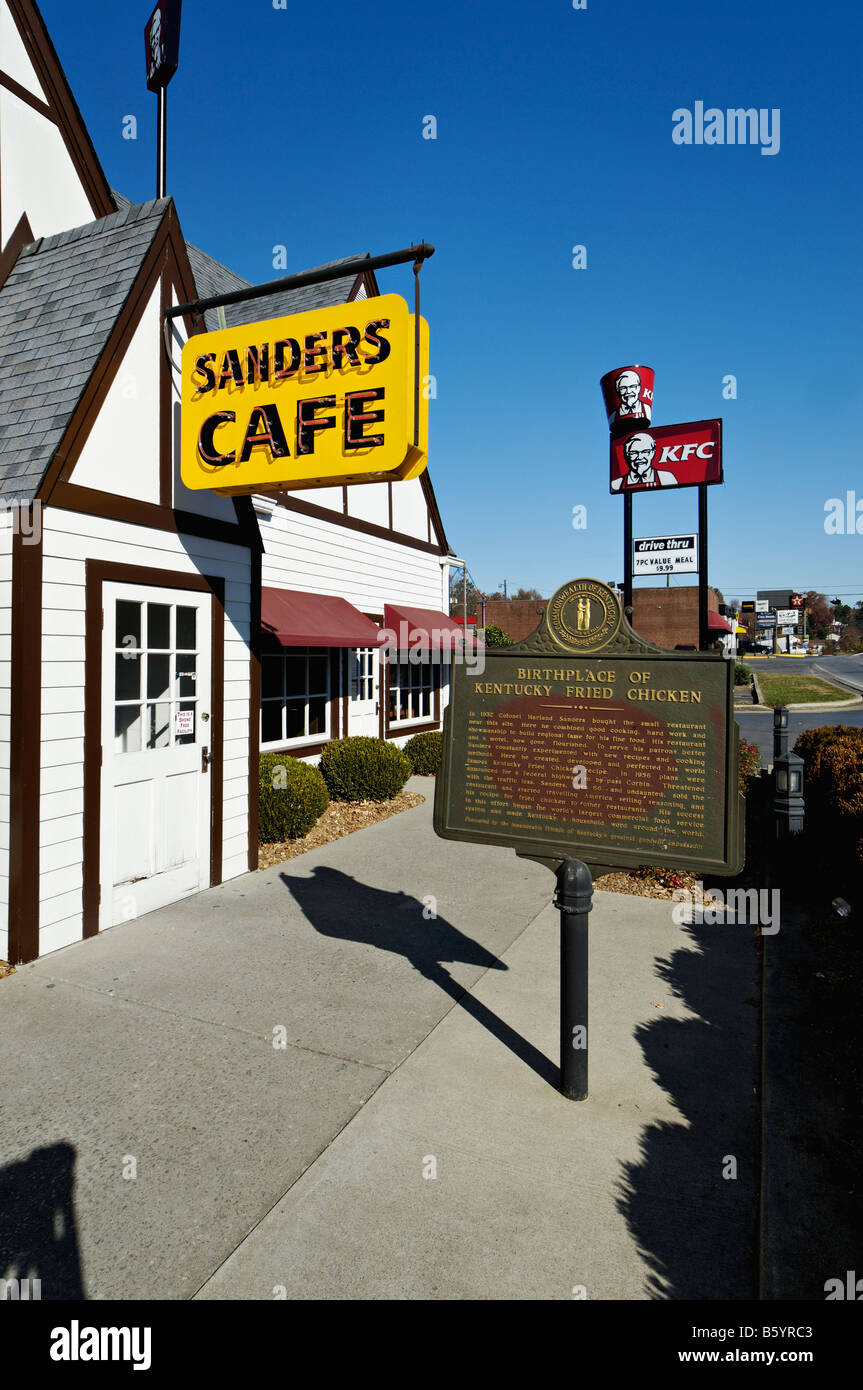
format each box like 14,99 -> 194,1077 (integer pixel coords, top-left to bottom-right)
180,293 -> 429,494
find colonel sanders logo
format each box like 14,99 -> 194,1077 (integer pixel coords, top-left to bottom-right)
611,432 -> 678,491
612,369 -> 649,423
148,9 -> 164,82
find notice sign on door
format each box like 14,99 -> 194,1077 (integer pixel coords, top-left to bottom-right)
175,709 -> 194,737
180,294 -> 428,494
633,534 -> 698,575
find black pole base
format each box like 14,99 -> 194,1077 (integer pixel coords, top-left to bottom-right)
554,858 -> 593,1101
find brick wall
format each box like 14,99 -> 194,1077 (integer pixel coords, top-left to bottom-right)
630,586 -> 723,649
484,588 -> 723,648
484,599 -> 547,642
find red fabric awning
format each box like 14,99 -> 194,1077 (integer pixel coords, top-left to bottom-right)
262,587 -> 383,648
383,602 -> 478,651
707,611 -> 733,633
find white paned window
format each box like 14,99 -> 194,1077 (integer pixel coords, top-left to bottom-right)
387,658 -> 438,726
261,648 -> 330,748
114,599 -> 199,753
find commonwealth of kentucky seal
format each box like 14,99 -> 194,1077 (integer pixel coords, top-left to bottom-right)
544,578 -> 621,652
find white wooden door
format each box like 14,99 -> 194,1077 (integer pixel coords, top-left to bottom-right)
348,646 -> 379,736
100,582 -> 213,930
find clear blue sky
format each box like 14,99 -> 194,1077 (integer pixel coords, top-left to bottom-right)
42,0 -> 862,606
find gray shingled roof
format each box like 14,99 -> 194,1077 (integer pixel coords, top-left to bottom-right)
183,244 -> 369,333
0,198 -> 170,501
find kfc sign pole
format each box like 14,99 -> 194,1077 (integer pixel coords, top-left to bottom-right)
602,365 -> 724,652
144,0 -> 182,199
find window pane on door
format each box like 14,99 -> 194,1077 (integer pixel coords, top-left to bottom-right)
147,603 -> 170,650
146,702 -> 171,750
115,651 -> 141,702
116,600 -> 141,650
115,704 -> 142,753
175,654 -> 197,699
147,653 -> 171,702
176,606 -> 197,651
175,702 -> 196,746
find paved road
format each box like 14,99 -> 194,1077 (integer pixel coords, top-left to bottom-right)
735,653 -> 863,762
736,706 -> 863,764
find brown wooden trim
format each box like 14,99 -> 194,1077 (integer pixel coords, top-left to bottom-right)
341,485 -> 348,515
41,210 -> 174,497
83,561 -> 227,939
0,67 -> 54,119
0,212 -> 33,291
387,482 -> 393,531
347,268 -> 380,302
261,739 -> 328,759
159,270 -> 172,507
247,544 -> 261,872
7,0 -> 114,219
329,650 -> 340,739
277,491 -> 445,556
209,587 -> 225,887
48,481 -> 255,548
7,519 -> 43,964
386,720 -> 439,739
420,469 -> 452,554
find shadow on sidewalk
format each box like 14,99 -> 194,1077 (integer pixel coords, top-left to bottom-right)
280,866 -> 558,1089
614,920 -> 761,1300
0,1141 -> 87,1300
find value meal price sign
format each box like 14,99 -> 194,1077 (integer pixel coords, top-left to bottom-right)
434,579 -> 744,876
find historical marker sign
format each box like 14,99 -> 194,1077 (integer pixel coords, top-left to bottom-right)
434,579 -> 744,875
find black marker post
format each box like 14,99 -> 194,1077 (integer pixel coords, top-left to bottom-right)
555,859 -> 593,1100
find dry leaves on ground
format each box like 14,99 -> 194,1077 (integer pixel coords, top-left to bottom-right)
258,791 -> 425,869
0,960 -> 15,980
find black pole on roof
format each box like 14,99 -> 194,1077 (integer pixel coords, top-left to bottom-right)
165,243 -> 435,322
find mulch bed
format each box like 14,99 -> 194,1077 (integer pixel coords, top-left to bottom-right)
258,790 -> 425,869
593,868 -> 718,902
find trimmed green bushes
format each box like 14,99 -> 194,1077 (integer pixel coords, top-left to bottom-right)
404,731 -> 443,776
259,753 -> 329,843
794,724 -> 863,863
319,736 -> 411,802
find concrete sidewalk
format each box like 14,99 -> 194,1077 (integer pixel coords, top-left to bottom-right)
0,779 -> 760,1300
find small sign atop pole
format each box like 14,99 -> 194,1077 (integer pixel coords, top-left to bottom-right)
145,0 -> 182,199
145,0 -> 182,92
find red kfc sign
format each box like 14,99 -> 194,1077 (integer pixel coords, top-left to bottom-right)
610,419 -> 722,494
